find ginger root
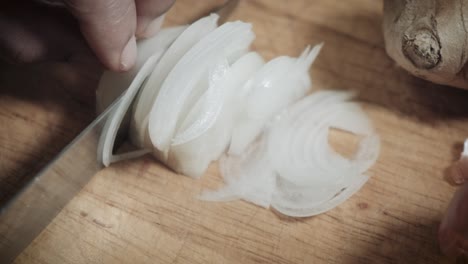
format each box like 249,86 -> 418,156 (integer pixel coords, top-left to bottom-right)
383,0 -> 468,89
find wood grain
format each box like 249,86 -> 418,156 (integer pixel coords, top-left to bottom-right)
1,0 -> 468,263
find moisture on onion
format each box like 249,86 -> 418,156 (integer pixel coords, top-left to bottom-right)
96,14 -> 381,218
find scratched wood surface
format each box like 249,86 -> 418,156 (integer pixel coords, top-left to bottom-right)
1,0 -> 468,263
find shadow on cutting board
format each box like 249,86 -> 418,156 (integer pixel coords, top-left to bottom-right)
0,60 -> 99,209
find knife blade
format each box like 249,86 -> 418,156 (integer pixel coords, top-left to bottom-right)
0,95 -> 123,263
0,1 -> 239,262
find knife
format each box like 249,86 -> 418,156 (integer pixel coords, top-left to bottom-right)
0,1 -> 238,262
0,95 -> 123,263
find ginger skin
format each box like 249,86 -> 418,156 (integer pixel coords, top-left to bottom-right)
383,0 -> 468,89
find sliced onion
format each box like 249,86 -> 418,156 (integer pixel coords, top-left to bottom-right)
166,52 -> 264,178
95,16 -> 380,218
173,52 -> 265,145
147,20 -> 255,155
271,173 -> 370,217
247,44 -> 323,118
171,59 -> 230,145
199,137 -> 276,208
202,91 -> 379,217
96,26 -> 186,114
97,25 -> 187,167
98,53 -> 164,166
229,44 -> 322,155
268,91 -> 380,217
268,101 -> 377,185
130,14 -> 219,148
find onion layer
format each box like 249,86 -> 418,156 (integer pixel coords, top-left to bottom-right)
148,20 -> 255,156
98,53 -> 164,166
229,44 -> 323,155
96,15 -> 380,218
130,14 -> 219,149
168,52 -> 265,178
96,26 -> 186,113
96,25 -> 186,167
203,91 -> 380,217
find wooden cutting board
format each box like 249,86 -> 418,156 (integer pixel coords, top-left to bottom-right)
2,0 -> 468,263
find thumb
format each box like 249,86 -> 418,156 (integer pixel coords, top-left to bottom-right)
64,0 -> 137,71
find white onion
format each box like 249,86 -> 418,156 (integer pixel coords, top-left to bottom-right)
278,93 -> 379,212
173,52 -> 264,145
130,14 -> 219,148
147,20 -> 255,157
269,92 -> 379,217
96,26 -> 186,113
167,52 -> 264,178
229,44 -> 323,155
98,53 -> 163,166
268,100 -> 376,186
271,172 -> 370,217
96,25 -> 186,167
96,15 -> 380,218
199,137 -> 276,208
202,91 -> 380,217
172,58 -> 230,146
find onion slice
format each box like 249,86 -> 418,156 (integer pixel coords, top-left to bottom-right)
98,53 -> 164,167
268,91 -> 380,217
202,91 -> 380,217
199,137 -> 276,208
271,173 -> 370,217
173,52 -> 265,145
130,15 -> 220,147
171,58 -> 230,146
96,26 -> 186,113
148,20 -> 255,155
167,52 -> 264,178
229,44 -> 323,155
95,16 -> 380,219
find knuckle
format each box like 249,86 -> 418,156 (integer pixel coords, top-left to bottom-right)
65,0 -> 134,26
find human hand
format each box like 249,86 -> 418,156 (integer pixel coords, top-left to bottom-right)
439,157 -> 468,258
0,0 -> 175,71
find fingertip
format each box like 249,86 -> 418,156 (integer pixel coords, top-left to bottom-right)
65,0 -> 138,72
119,35 -> 137,72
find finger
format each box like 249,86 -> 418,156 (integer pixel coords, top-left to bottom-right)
64,0 -> 138,71
135,0 -> 175,38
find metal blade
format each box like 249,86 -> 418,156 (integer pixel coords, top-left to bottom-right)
0,2 -> 241,262
0,96 -> 123,263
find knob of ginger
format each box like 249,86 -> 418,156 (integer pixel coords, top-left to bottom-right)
383,0 -> 468,89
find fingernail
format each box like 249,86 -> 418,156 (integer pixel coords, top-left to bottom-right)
120,36 -> 137,71
136,15 -> 165,38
